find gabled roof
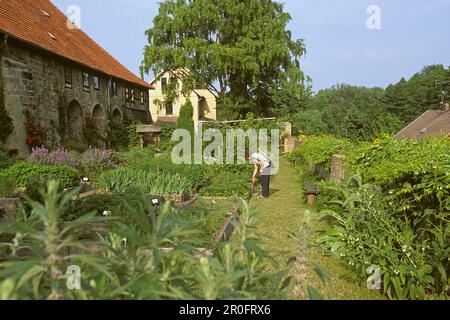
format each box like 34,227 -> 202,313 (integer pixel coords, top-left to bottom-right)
151,68 -> 219,98
395,110 -> 450,139
0,0 -> 152,88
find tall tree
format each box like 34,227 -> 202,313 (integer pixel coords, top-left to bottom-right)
141,0 -> 306,118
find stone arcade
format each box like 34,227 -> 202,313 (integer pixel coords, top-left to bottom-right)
0,0 -> 153,155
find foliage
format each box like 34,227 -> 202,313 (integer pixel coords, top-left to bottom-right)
0,103 -> 13,143
302,84 -> 403,141
294,65 -> 450,141
125,155 -> 209,191
108,121 -> 129,151
176,101 -> 195,137
0,176 -> 16,198
96,167 -> 192,197
200,171 -> 249,197
78,148 -> 118,178
0,161 -> 79,189
0,181 -> 291,300
354,137 -> 450,186
27,147 -> 118,179
0,181 -> 109,300
288,135 -> 355,169
383,64 -> 450,124
28,147 -> 77,167
291,136 -> 450,299
159,124 -> 176,141
0,149 -> 16,170
127,123 -> 141,149
315,177 -> 449,300
141,0 -> 307,117
25,117 -> 48,149
290,109 -> 328,136
83,116 -> 104,148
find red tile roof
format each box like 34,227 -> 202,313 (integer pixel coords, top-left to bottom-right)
395,110 -> 450,139
0,0 -> 152,88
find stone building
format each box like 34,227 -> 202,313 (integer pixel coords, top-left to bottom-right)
149,69 -> 218,129
0,0 -> 153,155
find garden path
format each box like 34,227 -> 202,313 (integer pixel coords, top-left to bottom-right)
251,157 -> 383,300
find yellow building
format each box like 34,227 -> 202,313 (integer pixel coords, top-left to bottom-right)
149,69 -> 218,128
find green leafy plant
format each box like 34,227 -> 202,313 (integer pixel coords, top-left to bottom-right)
0,176 -> 16,198
315,176 -> 448,300
0,178 -> 305,300
0,161 -> 79,188
96,167 -> 191,197
0,181 -> 109,300
0,103 -> 13,143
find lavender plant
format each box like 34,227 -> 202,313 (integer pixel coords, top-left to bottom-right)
28,147 -> 77,167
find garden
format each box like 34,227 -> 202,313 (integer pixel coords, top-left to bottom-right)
0,114 -> 301,300
288,135 -> 450,300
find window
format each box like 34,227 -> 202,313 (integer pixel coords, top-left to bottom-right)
130,89 -> 135,106
111,81 -> 117,96
165,102 -> 173,115
64,66 -> 72,88
22,71 -> 33,80
83,72 -> 90,91
140,91 -> 144,105
93,75 -> 100,90
125,88 -> 130,102
161,77 -> 167,89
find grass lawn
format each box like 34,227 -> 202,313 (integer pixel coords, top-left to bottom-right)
250,157 -> 384,300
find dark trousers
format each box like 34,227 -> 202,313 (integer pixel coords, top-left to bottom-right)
260,166 -> 271,198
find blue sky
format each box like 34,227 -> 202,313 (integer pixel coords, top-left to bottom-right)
52,0 -> 450,92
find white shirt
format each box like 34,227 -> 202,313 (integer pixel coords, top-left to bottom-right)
250,152 -> 271,169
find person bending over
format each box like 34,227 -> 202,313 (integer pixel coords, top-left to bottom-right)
245,150 -> 272,199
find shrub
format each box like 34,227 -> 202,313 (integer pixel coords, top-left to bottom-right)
0,161 -> 79,188
25,117 -> 48,149
293,135 -> 450,300
176,101 -> 194,135
0,176 -> 16,198
28,147 -> 77,167
288,135 -> 355,169
0,149 -> 15,170
127,123 -> 141,148
0,104 -> 13,143
200,171 -> 248,197
79,148 -> 118,178
108,122 -> 129,151
83,116 -> 104,147
316,177 -> 449,300
27,147 -> 118,179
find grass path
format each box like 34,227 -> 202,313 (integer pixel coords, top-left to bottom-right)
250,157 -> 383,300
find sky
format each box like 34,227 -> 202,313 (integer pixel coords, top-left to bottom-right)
52,0 -> 450,92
